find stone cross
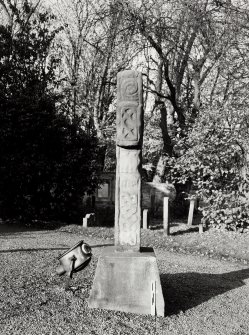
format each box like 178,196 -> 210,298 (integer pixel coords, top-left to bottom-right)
114,70 -> 143,251
88,70 -> 165,316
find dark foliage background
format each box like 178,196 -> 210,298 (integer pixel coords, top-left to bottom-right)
0,2 -> 101,223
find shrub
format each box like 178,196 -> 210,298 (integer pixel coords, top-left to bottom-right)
168,107 -> 249,231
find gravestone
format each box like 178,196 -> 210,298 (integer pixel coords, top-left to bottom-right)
88,70 -> 164,316
82,213 -> 95,228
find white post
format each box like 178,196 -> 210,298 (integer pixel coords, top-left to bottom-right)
163,197 -> 169,235
151,281 -> 156,316
188,199 -> 195,226
199,223 -> 203,234
143,209 -> 148,229
82,217 -> 87,228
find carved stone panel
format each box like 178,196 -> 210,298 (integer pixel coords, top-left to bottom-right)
115,147 -> 141,250
116,70 -> 143,147
117,70 -> 142,103
119,174 -> 140,246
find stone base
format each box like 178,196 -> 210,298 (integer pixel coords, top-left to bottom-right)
88,247 -> 164,316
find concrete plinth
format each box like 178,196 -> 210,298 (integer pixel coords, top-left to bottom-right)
88,247 -> 165,316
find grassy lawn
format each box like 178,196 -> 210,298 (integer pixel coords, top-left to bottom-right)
1,222 -> 249,334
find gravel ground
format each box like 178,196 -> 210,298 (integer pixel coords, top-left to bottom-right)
0,225 -> 249,335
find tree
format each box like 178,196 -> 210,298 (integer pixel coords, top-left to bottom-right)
0,0 -> 101,222
48,0 -> 144,170
110,0 -> 249,229
119,0 -> 248,181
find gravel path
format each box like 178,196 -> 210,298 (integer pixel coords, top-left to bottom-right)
0,228 -> 249,335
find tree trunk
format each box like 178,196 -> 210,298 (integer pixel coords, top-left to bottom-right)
189,68 -> 201,124
153,154 -> 170,183
153,62 -> 173,183
159,103 -> 173,156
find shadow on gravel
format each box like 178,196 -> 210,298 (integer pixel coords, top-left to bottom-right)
0,225 -> 43,234
0,243 -> 114,253
170,227 -> 200,235
0,247 -> 69,253
161,268 -> 249,315
149,223 -> 179,230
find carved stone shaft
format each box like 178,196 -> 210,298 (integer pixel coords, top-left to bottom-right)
88,70 -> 165,317
115,70 -> 143,251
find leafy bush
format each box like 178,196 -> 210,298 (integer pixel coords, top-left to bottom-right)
169,106 -> 249,231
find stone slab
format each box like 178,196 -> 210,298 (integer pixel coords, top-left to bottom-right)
88,247 -> 165,316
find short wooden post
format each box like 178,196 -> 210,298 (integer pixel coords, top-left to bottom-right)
151,281 -> 156,316
143,209 -> 148,229
187,198 -> 195,226
82,217 -> 87,228
199,223 -> 203,234
163,197 -> 170,235
82,213 -> 95,228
